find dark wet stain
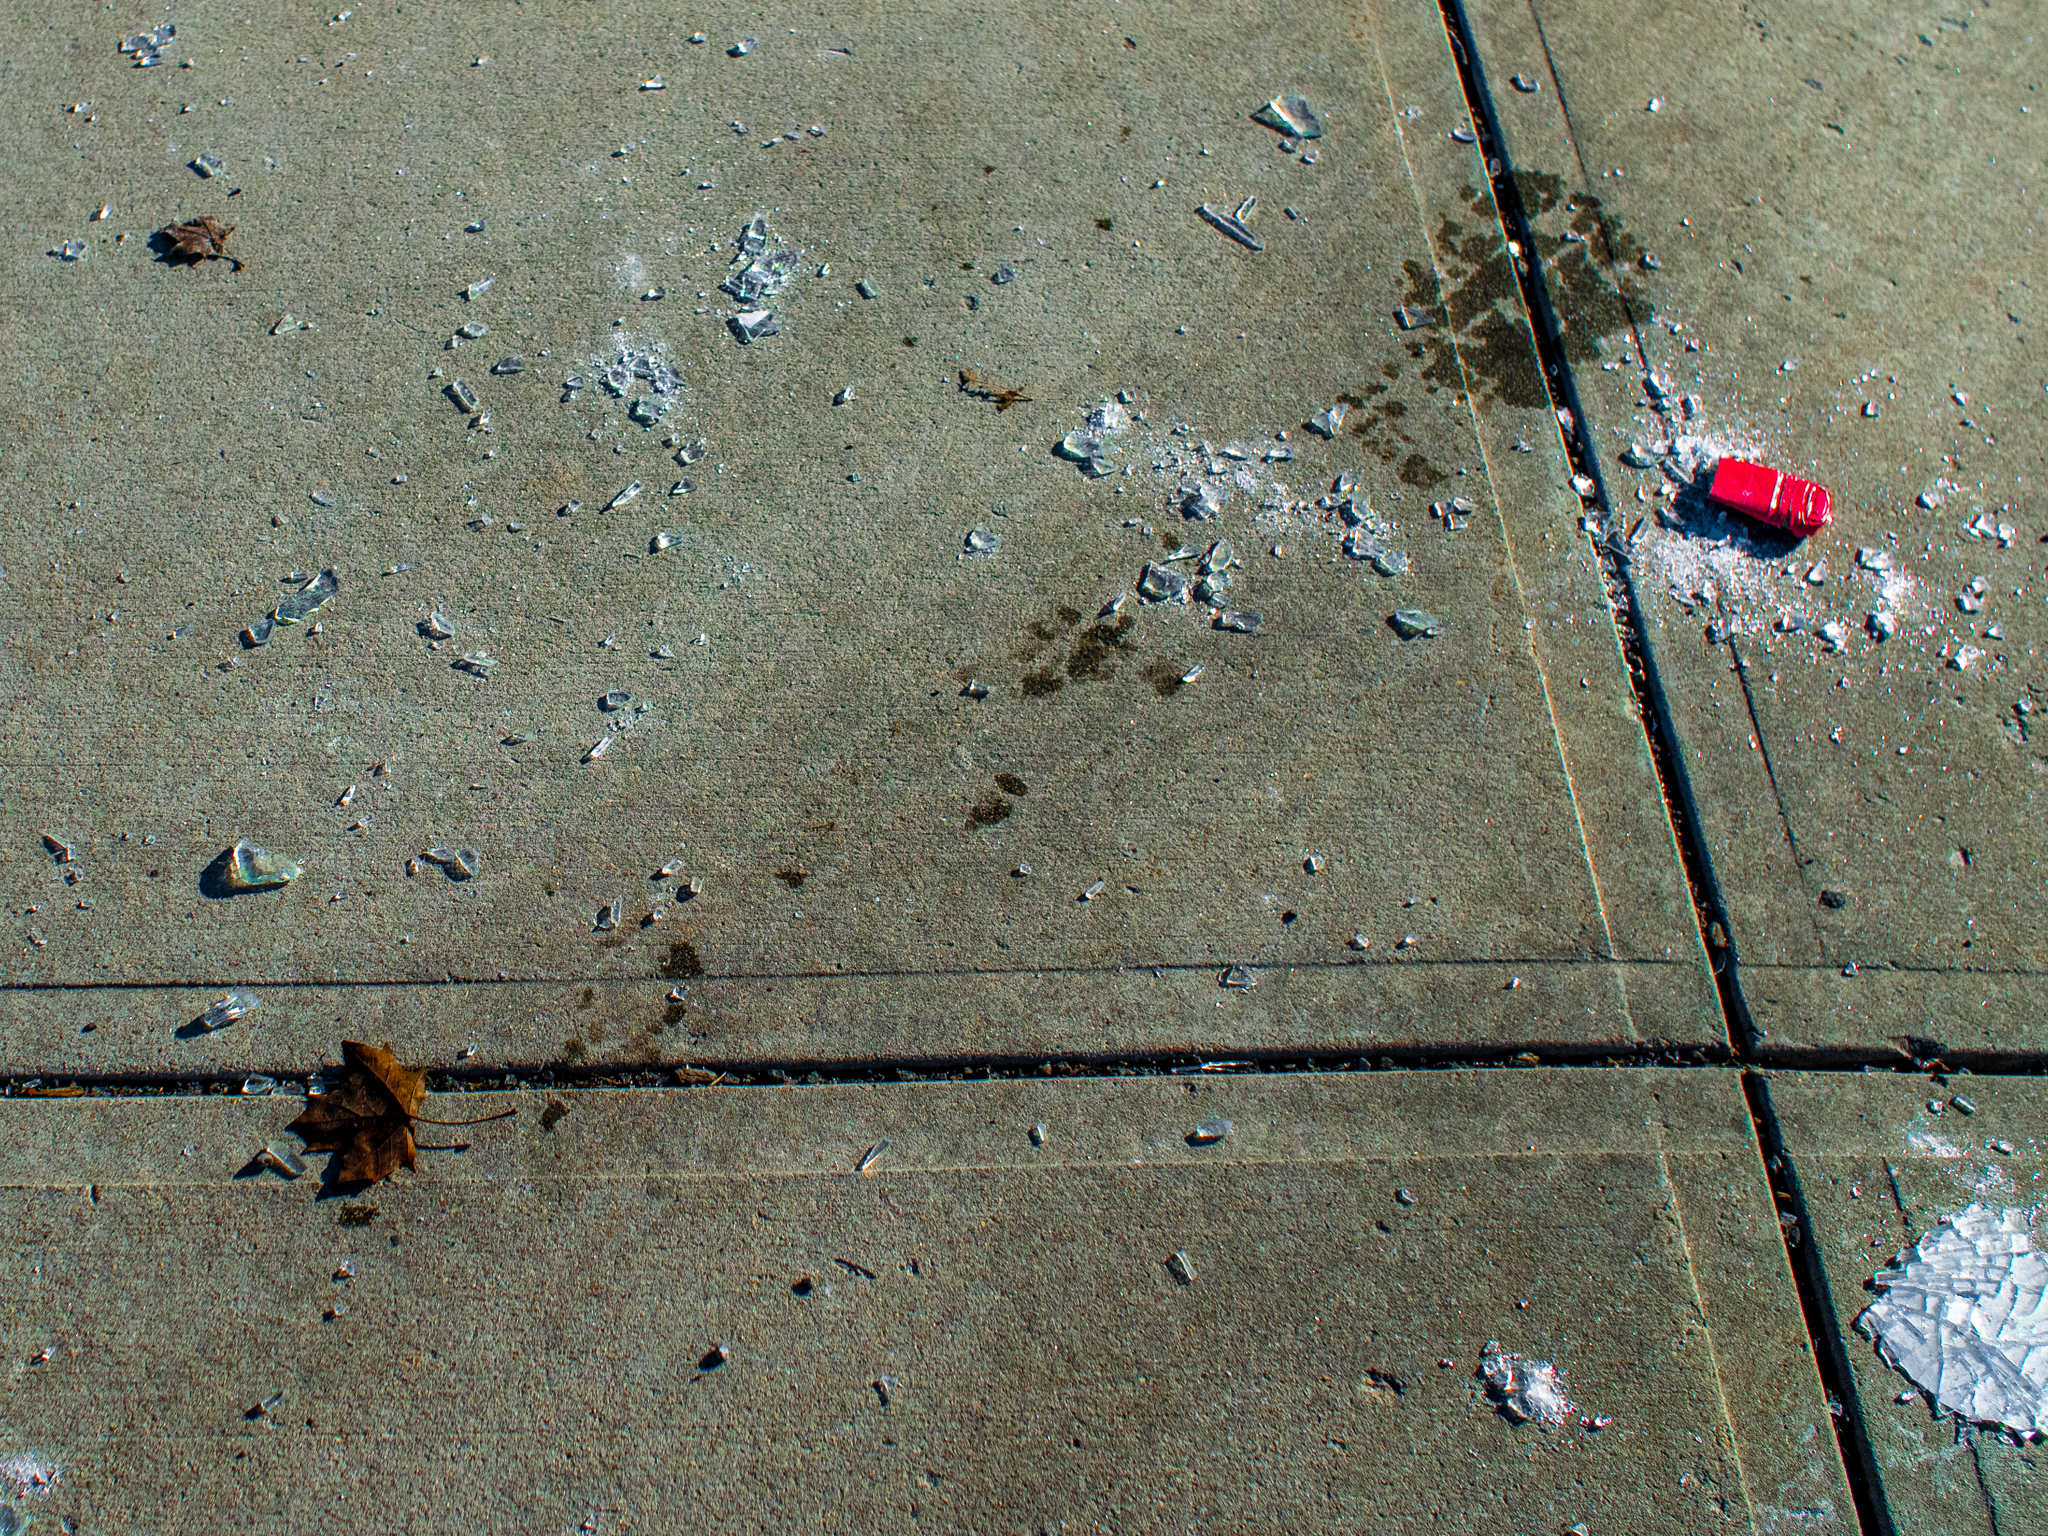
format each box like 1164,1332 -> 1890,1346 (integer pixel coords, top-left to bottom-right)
563,1037 -> 587,1062
902,336 -> 917,347
541,1099 -> 570,1133
775,868 -> 808,889
338,1204 -> 378,1226
1095,217 -> 1114,231
577,987 -> 595,1009
1142,659 -> 1188,697
1382,360 -> 1401,380
983,165 -> 996,175
1399,453 -> 1448,489
1056,605 -> 1081,626
1547,195 -> 1651,363
1021,668 -> 1064,697
661,940 -> 705,980
967,795 -> 1014,828
1120,125 -> 1131,141
994,773 -> 1028,796
662,1002 -> 687,1030
1515,169 -> 1567,216
1459,309 -> 1546,408
1067,615 -> 1134,681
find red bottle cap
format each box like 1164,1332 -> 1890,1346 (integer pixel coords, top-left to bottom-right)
1707,458 -> 1832,537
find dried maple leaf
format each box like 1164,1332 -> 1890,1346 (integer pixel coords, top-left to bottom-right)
287,1040 -> 511,1186
162,215 -> 243,271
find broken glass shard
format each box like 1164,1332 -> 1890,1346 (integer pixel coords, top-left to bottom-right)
259,1143 -> 307,1178
1137,563 -> 1187,603
1082,880 -> 1106,901
1450,124 -> 1477,144
243,615 -> 275,647
1087,399 -> 1129,436
1390,609 -> 1442,639
57,239 -> 86,261
273,569 -> 338,624
1481,1345 -> 1573,1425
1189,1117 -> 1233,1143
651,530 -> 678,553
1193,574 -> 1230,606
241,1075 -> 277,1096
1215,610 -> 1262,634
42,833 -> 74,862
1167,1250 -> 1197,1284
1371,550 -> 1410,577
965,527 -> 1000,556
448,379 -> 478,412
203,988 -> 260,1028
1396,305 -> 1436,330
1856,1203 -> 2048,1432
594,897 -> 622,931
600,690 -> 631,711
627,397 -> 667,427
465,277 -> 493,301
1252,94 -> 1323,140
228,839 -> 302,890
729,35 -> 754,55
1197,202 -> 1263,252
422,609 -> 454,640
1057,432 -> 1104,463
991,265 -> 1016,285
454,651 -> 496,676
192,153 -> 223,177
1221,965 -> 1257,988
1202,539 -> 1235,572
608,480 -> 644,510
490,355 -> 525,375
730,309 -> 779,342
1182,482 -> 1228,519
1307,403 -> 1348,438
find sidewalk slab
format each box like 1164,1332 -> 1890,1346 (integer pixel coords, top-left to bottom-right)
0,0 -> 1715,1072
1464,0 -> 2047,1056
0,1069 -> 1846,1532
1767,1071 -> 2048,1535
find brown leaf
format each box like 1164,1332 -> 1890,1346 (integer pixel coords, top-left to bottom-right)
161,215 -> 243,271
287,1039 -> 506,1188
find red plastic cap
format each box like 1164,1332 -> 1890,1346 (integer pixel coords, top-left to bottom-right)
1706,457 -> 1832,537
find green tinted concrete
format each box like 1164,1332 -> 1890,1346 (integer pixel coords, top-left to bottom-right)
0,1070 -> 1850,1532
1466,0 -> 2047,1055
1768,1070 -> 2048,1535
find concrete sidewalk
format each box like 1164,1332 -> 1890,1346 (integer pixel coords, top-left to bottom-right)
0,1070 -> 1849,1533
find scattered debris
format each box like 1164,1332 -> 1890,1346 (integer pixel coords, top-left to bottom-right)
1389,609 -> 1442,639
421,846 -> 479,881
964,527 -> 1000,556
721,212 -> 802,339
120,20 -> 176,65
1198,196 -> 1263,252
1187,1118 -> 1232,1145
958,368 -> 1031,412
857,1139 -> 891,1173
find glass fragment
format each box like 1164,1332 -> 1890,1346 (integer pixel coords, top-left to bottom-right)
228,839 -> 302,890
203,988 -> 260,1028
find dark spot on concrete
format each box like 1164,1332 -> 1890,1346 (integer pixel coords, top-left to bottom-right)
994,772 -> 1028,796
1458,308 -> 1547,408
563,1037 -> 587,1062
1819,889 -> 1849,909
577,987 -> 595,1009
983,165 -> 995,175
1515,169 -> 1567,215
1096,217 -> 1114,231
1143,659 -> 1187,697
1067,615 -> 1134,681
902,336 -> 917,347
967,795 -> 1014,828
1399,453 -> 1448,489
1021,668 -> 1064,697
661,940 -> 705,979
541,1098 -> 570,1133
1056,605 -> 1081,627
1382,360 -> 1401,380
775,867 -> 808,889
338,1203 -> 378,1226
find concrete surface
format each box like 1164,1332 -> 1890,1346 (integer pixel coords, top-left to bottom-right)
1466,0 -> 2047,1057
0,1069 -> 1852,1533
0,0 -> 1716,1074
1769,1070 -> 2047,1535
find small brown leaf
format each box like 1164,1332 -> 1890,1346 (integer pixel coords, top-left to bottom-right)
162,215 -> 243,271
288,1040 -> 510,1187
